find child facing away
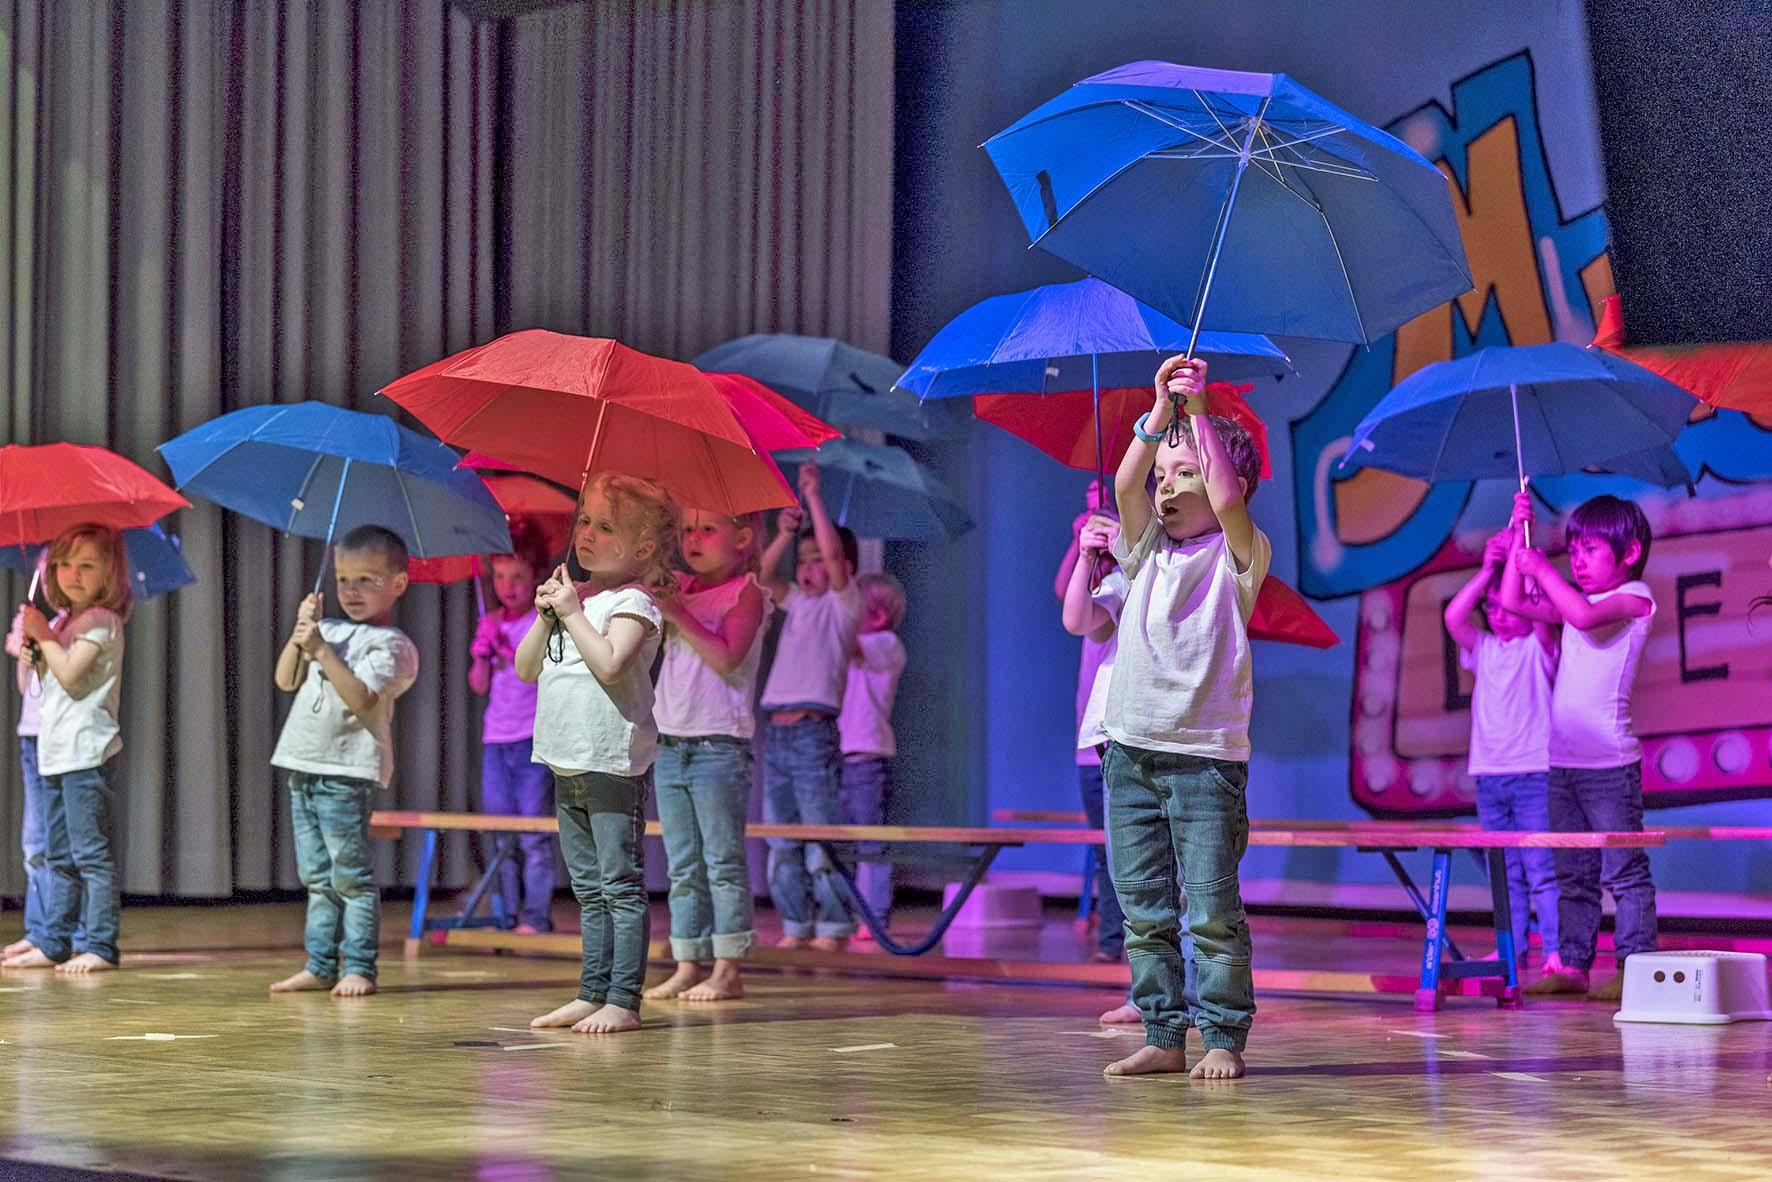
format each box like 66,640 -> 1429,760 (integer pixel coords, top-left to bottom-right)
269,525 -> 420,999
1504,493 -> 1659,1003
836,571 -> 908,936
646,507 -> 773,1003
1443,524 -> 1561,970
758,462 -> 864,951
520,473 -> 676,1035
1057,491 -> 1131,967
468,523 -> 557,934
2,525 -> 132,974
1100,354 -> 1269,1081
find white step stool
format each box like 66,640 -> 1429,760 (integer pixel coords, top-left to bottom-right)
941,880 -> 1044,930
1612,951 -> 1772,1025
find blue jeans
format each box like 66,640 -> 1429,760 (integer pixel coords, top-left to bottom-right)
1104,742 -> 1252,1053
1077,761 -> 1126,959
556,770 -> 650,1012
1549,762 -> 1658,971
480,739 -> 557,930
763,717 -> 853,939
1474,772 -> 1559,959
840,755 -> 894,921
17,736 -> 57,946
37,760 -> 122,964
288,772 -> 381,980
655,736 -> 756,962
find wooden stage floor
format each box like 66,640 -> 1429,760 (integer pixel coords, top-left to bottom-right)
3,902 -> 1770,1181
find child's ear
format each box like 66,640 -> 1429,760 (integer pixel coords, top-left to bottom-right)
635,538 -> 658,564
391,571 -> 410,597
1623,541 -> 1643,571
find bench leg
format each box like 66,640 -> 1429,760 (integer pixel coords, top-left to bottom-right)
406,828 -> 439,957
1415,849 -> 1452,1012
1487,847 -> 1522,1009
456,834 -> 516,931
1381,848 -> 1467,962
819,841 -> 1004,956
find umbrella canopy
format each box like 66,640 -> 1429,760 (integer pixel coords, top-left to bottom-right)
407,473 -> 579,586
703,371 -> 843,452
693,334 -> 969,441
897,277 -> 1289,400
1249,577 -> 1338,648
774,439 -> 974,543
1591,294 -> 1772,417
158,402 -> 513,565
1340,343 -> 1698,483
0,522 -> 196,601
0,442 -> 189,547
382,330 -> 792,516
984,62 -> 1472,345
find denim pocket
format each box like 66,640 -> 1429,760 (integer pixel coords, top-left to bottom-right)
1205,760 -> 1248,796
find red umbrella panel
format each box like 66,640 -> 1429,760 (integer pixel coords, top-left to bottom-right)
1249,576 -> 1338,648
974,382 -> 1272,478
703,372 -> 842,452
0,442 -> 189,548
380,330 -> 795,515
1591,294 -> 1772,419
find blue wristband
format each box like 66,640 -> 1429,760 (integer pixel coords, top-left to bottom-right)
1132,412 -> 1165,444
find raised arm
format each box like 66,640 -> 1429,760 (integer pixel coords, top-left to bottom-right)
759,505 -> 802,604
1116,355 -> 1209,545
514,567 -> 564,683
20,607 -> 101,693
1186,396 -> 1255,571
660,580 -> 766,677
1054,524 -> 1083,602
1061,516 -> 1119,642
1443,530 -> 1511,651
538,571 -> 655,683
799,464 -> 849,593
1515,548 -> 1651,631
275,594 -> 322,692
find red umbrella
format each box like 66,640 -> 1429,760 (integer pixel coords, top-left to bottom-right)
0,442 -> 189,547
703,372 -> 842,452
974,382 -> 1272,477
380,330 -> 795,515
1591,294 -> 1772,418
1249,577 -> 1338,648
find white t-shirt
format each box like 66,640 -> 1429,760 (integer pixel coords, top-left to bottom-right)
656,573 -> 775,740
481,608 -> 540,745
1104,518 -> 1271,761
272,620 -> 420,788
838,630 -> 908,758
1076,569 -> 1130,753
17,664 -> 42,738
1549,580 -> 1656,769
1461,631 -> 1556,775
531,585 -> 662,778
759,581 -> 864,713
36,608 -> 125,777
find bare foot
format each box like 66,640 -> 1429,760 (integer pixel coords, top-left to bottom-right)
1090,951 -> 1116,964
1190,1048 -> 1246,1080
531,998 -> 599,1028
1524,966 -> 1589,995
56,952 -> 117,976
270,969 -> 336,993
680,961 -> 744,1002
808,935 -> 849,953
1586,972 -> 1625,1003
852,925 -> 877,944
643,962 -> 706,1000
571,1003 -> 642,1034
1104,1045 -> 1189,1077
1543,952 -> 1566,974
331,973 -> 376,998
1099,1002 -> 1142,1025
2,938 -> 35,958
3,949 -> 59,969
775,934 -> 810,949
513,922 -> 542,935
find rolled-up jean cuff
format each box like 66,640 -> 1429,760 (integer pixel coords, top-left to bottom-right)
606,991 -> 641,1013
1145,1023 -> 1189,1050
814,919 -> 856,939
781,919 -> 815,940
670,937 -> 715,962
712,930 -> 755,961
1199,1026 -> 1247,1053
576,990 -> 607,1006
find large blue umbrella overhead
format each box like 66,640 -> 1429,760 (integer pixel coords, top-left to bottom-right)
774,439 -> 974,543
896,277 -> 1291,400
692,334 -> 969,442
159,401 -> 512,590
984,62 -> 1472,348
1,522 -> 197,601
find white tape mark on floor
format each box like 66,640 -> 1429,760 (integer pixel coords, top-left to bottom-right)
1438,1050 -> 1492,1060
104,1033 -> 219,1041
108,999 -> 159,1006
140,973 -> 210,980
501,1042 -> 568,1052
0,987 -> 34,993
437,971 -> 496,979
1060,1029 -> 1131,1039
489,1026 -> 548,1034
831,1043 -> 898,1054
1387,1030 -> 1448,1039
1492,1071 -> 1549,1082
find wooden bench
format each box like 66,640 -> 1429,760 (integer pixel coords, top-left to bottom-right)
371,810 -> 1666,1010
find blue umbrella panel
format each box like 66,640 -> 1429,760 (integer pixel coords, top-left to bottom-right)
2,522 -> 196,602
774,439 -> 974,544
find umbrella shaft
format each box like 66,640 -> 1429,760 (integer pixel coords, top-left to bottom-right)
1184,96 -> 1271,361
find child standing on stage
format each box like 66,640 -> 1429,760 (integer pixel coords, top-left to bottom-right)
1101,355 -> 1269,1080
269,525 -> 419,998
1444,525 -> 1560,970
5,559 -> 60,964
3,527 -> 131,974
758,463 -> 863,951
837,572 -> 908,935
1505,493 -> 1659,1002
522,473 -> 675,1034
646,507 -> 772,1002
469,524 -> 556,933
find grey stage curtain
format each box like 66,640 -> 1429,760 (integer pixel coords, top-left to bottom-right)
0,0 -> 894,898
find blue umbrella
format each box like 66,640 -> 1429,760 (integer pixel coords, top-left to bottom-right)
1,522 -> 197,601
775,439 -> 974,543
984,62 -> 1472,351
1340,344 -> 1699,540
159,402 -> 512,591
692,334 -> 969,442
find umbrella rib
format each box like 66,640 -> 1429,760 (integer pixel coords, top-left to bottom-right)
1124,98 -> 1240,154
395,473 -> 427,558
1190,90 -> 1245,150
287,453 -> 327,534
1315,207 -> 1369,343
